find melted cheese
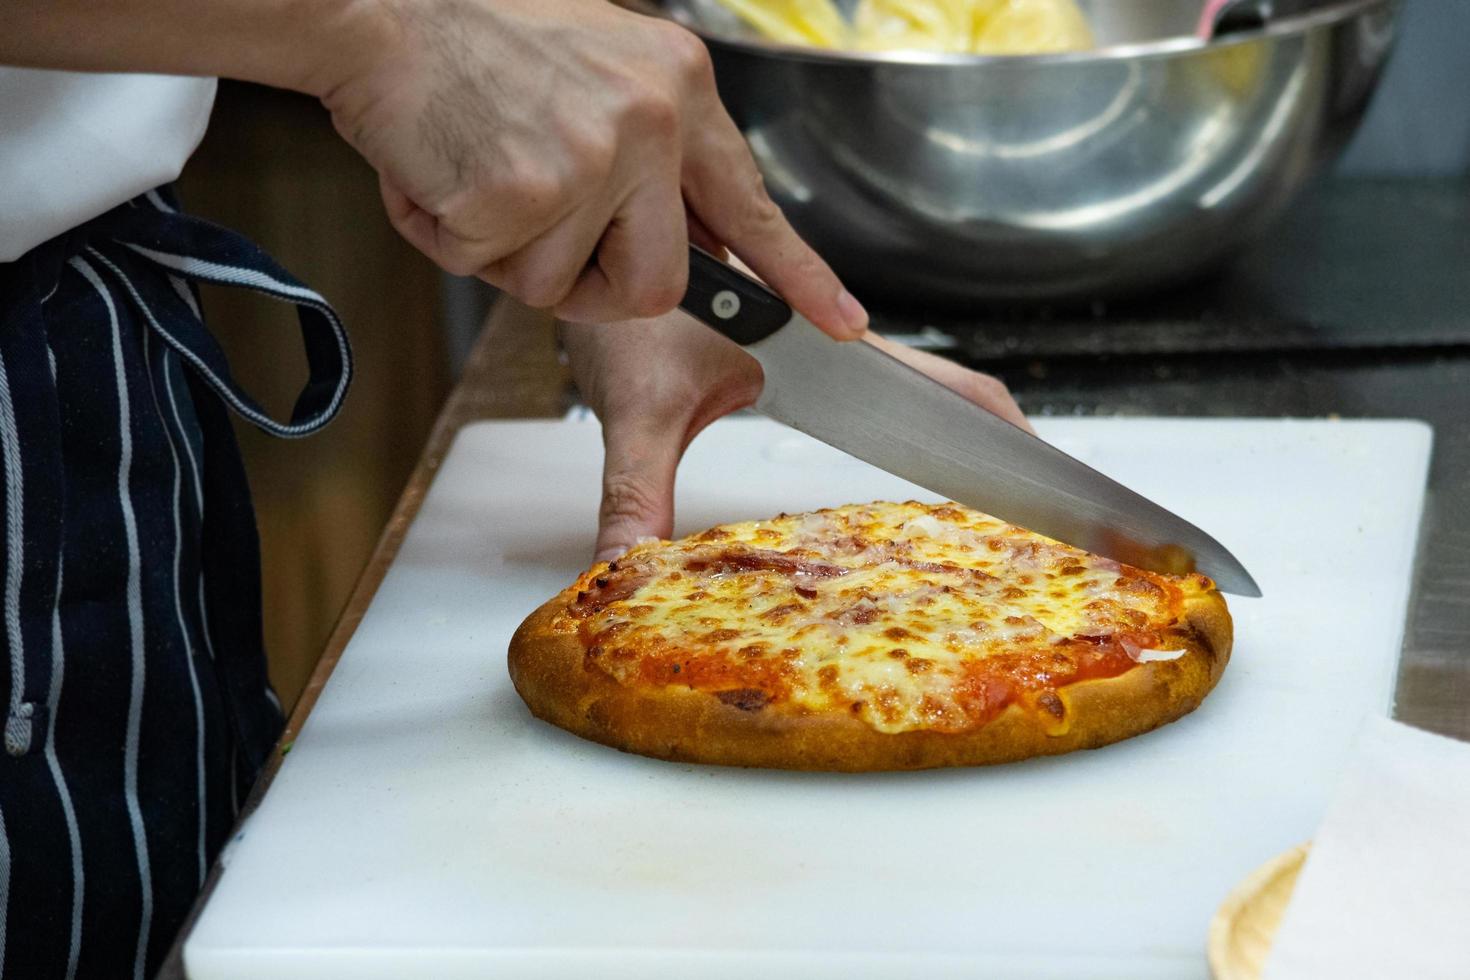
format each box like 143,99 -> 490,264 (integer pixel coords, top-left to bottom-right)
565,502 -> 1213,735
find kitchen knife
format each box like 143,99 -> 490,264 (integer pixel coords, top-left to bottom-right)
677,246 -> 1262,597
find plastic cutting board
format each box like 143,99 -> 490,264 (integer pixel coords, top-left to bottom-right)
185,416 -> 1432,980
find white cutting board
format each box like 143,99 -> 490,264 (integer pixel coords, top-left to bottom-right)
186,417 -> 1431,980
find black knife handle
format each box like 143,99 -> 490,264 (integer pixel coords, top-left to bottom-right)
678,246 -> 792,346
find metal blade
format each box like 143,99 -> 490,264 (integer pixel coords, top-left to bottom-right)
746,316 -> 1262,597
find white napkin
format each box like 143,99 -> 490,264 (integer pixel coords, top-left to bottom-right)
1263,715 -> 1470,979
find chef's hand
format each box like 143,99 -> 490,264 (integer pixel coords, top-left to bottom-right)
3,1 -> 861,329
561,313 -> 1033,561
319,0 -> 864,338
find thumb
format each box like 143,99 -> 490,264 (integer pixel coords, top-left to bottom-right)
595,421 -> 685,562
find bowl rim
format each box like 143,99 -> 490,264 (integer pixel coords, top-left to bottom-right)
666,0 -> 1395,68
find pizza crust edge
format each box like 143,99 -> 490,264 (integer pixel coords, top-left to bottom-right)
507,586 -> 1232,772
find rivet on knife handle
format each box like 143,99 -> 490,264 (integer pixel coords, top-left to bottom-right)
679,246 -> 792,346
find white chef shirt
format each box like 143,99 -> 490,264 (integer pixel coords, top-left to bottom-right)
0,67 -> 215,262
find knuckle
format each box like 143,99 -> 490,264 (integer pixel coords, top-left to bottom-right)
737,181 -> 784,234
966,372 -> 1010,402
498,260 -> 575,310
600,470 -> 664,529
499,159 -> 566,214
437,247 -> 486,278
638,92 -> 682,142
622,275 -> 685,320
514,282 -> 564,310
556,119 -> 619,182
654,21 -> 713,81
612,78 -> 682,143
580,130 -> 620,179
514,275 -> 573,311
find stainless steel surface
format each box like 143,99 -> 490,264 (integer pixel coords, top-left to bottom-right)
663,0 -> 1399,304
747,314 -> 1261,593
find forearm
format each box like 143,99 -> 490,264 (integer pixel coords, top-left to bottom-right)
0,0 -> 392,96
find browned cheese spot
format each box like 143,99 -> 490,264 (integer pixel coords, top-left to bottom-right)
920,694 -> 955,723
905,657 -> 935,674
761,601 -> 804,623
829,604 -> 879,626
874,687 -> 902,722
1117,576 -> 1166,599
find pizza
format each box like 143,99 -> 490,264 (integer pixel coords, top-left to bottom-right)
508,501 -> 1232,771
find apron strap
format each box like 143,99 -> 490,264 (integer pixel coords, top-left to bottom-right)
85,199 -> 353,439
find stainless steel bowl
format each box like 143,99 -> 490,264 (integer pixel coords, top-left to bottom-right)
663,0 -> 1399,305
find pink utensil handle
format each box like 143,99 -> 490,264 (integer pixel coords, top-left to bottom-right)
1197,0 -> 1238,37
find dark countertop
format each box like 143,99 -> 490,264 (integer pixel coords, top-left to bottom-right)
879,178 -> 1470,360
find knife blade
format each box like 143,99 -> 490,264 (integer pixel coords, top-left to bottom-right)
677,247 -> 1262,597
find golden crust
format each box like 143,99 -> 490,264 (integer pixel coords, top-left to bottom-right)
507,584 -> 1233,772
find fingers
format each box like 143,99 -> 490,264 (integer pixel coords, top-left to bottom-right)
686,211 -> 728,261
379,173 -> 574,280
562,309 -> 765,561
376,10 -> 855,334
478,190 -> 622,310
595,415 -> 685,562
682,113 -> 867,341
378,176 -> 442,266
555,175 -> 689,324
865,333 -> 1035,434
559,314 -> 686,560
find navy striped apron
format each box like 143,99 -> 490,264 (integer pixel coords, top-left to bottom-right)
0,188 -> 351,980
